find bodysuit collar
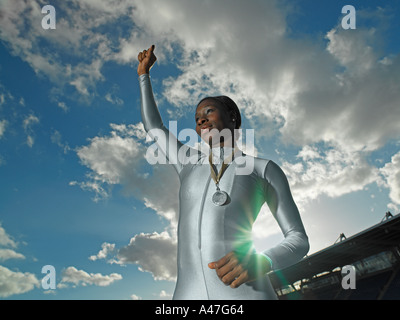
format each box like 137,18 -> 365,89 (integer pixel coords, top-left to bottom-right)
198,143 -> 243,164
209,144 -> 242,163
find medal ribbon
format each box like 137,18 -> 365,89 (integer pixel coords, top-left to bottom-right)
208,147 -> 238,188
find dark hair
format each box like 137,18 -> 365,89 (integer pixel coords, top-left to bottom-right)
197,95 -> 242,129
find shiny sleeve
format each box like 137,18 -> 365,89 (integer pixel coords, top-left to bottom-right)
261,160 -> 309,271
139,73 -> 189,174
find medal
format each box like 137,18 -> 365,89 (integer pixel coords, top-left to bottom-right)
209,147 -> 238,206
212,188 -> 229,206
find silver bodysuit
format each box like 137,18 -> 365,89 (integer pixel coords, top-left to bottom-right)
139,74 -> 309,300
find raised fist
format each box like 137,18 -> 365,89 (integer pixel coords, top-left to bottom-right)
137,45 -> 157,76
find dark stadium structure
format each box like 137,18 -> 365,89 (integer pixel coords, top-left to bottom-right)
268,212 -> 400,300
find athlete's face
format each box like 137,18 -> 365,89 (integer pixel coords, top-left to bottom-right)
195,99 -> 235,147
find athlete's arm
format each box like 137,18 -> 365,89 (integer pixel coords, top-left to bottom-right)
261,160 -> 309,270
138,45 -> 187,173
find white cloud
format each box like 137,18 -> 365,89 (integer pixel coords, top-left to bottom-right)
85,231 -> 177,283
0,249 -> 25,262
0,120 -> 7,139
0,0 -> 134,100
380,151 -> 400,211
0,224 -> 26,262
281,145 -> 382,208
0,265 -> 40,298
105,93 -> 124,105
59,266 -> 122,288
89,242 -> 116,261
86,221 -> 178,282
0,224 -> 38,297
130,293 -> 142,300
0,223 -> 18,248
0,118 -> 6,164
158,290 -> 173,299
51,130 -> 71,154
0,225 -> 25,263
110,123 -> 147,141
22,114 -> 39,148
326,27 -> 376,75
0,86 -> 43,150
68,126 -> 137,200
297,145 -> 322,162
22,114 -> 39,129
115,231 -> 177,281
69,179 -> 110,203
57,101 -> 69,112
76,131 -> 143,186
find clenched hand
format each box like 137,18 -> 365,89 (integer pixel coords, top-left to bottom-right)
137,44 -> 157,76
208,251 -> 271,288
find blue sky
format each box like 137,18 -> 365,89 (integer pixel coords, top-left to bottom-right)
0,0 -> 399,300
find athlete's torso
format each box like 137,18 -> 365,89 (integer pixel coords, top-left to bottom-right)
173,147 -> 277,299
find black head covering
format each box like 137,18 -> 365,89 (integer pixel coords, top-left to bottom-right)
197,95 -> 242,129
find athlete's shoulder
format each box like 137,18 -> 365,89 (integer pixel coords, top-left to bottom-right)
235,152 -> 270,177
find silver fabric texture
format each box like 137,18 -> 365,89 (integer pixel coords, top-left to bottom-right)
139,74 -> 309,300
